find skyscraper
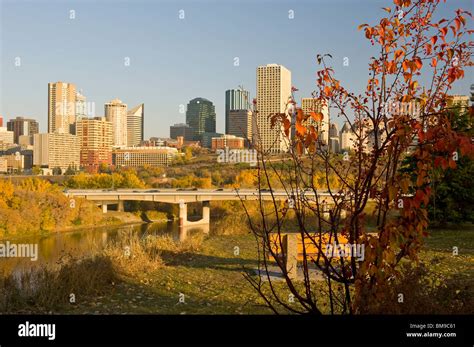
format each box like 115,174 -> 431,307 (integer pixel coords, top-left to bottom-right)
0,115 -> 3,127
105,98 -> 128,147
301,98 -> 329,145
76,117 -> 113,172
127,103 -> 144,147
256,64 -> 292,153
228,109 -> 253,146
185,97 -> 216,141
75,91 -> 89,120
7,117 -> 39,144
48,82 -> 76,134
225,88 -> 250,134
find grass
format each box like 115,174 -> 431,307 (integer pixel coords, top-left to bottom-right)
1,225 -> 472,315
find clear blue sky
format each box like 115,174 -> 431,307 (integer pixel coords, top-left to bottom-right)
0,0 -> 472,137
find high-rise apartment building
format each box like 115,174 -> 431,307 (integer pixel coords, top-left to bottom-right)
48,82 -> 76,134
76,117 -> 113,172
185,98 -> 216,141
225,89 -> 250,134
105,98 -> 128,147
301,98 -> 329,145
127,103 -> 144,147
256,64 -> 292,153
33,133 -> 80,171
228,109 -> 253,146
7,117 -> 39,144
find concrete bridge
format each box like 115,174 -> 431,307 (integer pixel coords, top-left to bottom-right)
64,188 -> 338,227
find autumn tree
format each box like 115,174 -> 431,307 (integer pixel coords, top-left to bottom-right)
243,0 -> 473,314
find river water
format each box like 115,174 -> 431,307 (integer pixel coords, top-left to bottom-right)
0,222 -> 210,276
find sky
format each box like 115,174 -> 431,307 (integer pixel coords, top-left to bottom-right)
0,0 -> 472,138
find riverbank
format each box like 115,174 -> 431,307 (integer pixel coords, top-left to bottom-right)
0,211 -> 145,242
1,226 -> 472,314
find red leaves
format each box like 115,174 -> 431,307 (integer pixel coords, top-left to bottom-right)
431,36 -> 438,45
431,58 -> 437,67
454,18 -> 461,31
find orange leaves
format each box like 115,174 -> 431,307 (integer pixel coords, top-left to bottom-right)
454,18 -> 461,31
310,111 -> 323,122
413,57 -> 423,70
295,121 -> 306,136
440,26 -> 448,41
424,43 -> 432,55
409,80 -> 418,91
402,57 -> 422,73
431,36 -> 438,45
386,60 -> 397,73
402,60 -> 410,72
394,49 -> 404,61
358,23 -> 369,31
323,86 -> 333,97
431,58 -> 437,67
382,7 -> 391,13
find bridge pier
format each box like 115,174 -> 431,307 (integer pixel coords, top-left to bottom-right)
179,201 -> 210,227
102,203 -> 108,213
117,200 -> 124,212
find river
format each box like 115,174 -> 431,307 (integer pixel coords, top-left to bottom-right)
0,222 -> 210,276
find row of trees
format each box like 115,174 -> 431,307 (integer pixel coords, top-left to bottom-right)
0,178 -> 104,238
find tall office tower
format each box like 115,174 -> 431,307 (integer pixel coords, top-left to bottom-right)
170,123 -> 195,141
76,117 -> 113,172
127,103 -> 144,147
48,82 -> 76,134
105,98 -> 128,147
228,109 -> 253,146
340,121 -> 356,152
185,97 -> 216,141
301,98 -> 329,145
33,133 -> 80,171
225,88 -> 250,134
256,64 -> 292,153
470,85 -> 474,105
7,117 -> 39,144
0,115 -> 3,127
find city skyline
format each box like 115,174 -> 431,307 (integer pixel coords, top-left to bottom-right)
2,0 -> 471,138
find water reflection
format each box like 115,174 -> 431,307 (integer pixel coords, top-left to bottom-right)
0,221 -> 210,276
